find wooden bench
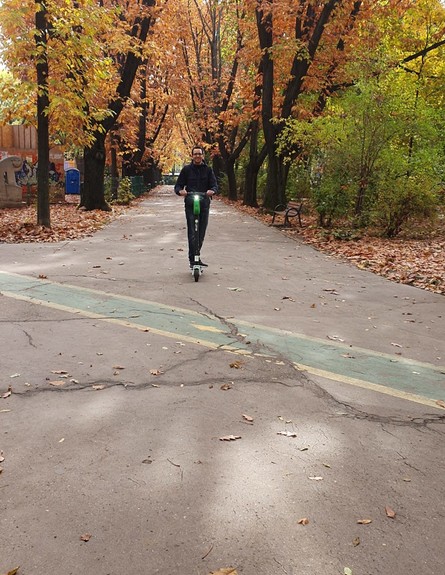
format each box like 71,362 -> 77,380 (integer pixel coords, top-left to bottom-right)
271,200 -> 304,227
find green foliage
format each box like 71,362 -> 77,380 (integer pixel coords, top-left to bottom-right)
104,176 -> 134,205
371,174 -> 438,238
278,69 -> 444,235
285,161 -> 311,201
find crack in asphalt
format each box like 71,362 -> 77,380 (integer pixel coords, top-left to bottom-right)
6,369 -> 445,430
5,296 -> 445,431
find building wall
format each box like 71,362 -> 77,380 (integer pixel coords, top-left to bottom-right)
0,124 -> 37,158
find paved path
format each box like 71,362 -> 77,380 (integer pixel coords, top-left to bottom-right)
0,270 -> 443,408
1,187 -> 444,575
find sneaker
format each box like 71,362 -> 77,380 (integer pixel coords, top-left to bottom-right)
198,260 -> 208,267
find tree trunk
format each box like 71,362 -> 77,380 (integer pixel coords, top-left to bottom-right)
83,132 -> 110,211
110,144 -> 119,201
243,160 -> 258,207
256,0 -> 341,211
35,0 -> 50,228
144,160 -> 161,188
212,155 -> 225,187
263,151 -> 289,210
226,157 -> 237,201
82,0 -> 155,210
243,122 -> 266,207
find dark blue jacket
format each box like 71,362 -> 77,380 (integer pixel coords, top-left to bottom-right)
174,161 -> 218,208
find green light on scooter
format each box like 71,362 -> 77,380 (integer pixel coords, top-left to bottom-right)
193,194 -> 201,215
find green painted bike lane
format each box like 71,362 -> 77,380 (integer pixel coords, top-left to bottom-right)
1,271 -> 444,407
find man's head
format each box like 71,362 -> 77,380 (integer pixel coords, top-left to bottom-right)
191,146 -> 204,165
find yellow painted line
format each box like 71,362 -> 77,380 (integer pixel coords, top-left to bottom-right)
191,323 -> 225,333
295,363 -> 443,409
1,271 -> 443,409
0,290 -> 221,349
0,288 -> 254,358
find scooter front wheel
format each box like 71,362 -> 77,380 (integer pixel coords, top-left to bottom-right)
193,267 -> 200,282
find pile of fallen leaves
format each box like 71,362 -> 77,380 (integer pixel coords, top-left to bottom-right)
225,199 -> 445,296
0,202 -> 126,243
294,226 -> 444,295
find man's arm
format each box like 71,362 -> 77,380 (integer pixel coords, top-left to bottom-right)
174,166 -> 188,195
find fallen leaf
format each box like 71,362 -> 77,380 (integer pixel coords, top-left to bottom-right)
151,384 -> 160,388
435,400 -> 445,409
391,342 -> 402,348
353,537 -> 361,547
80,533 -> 92,542
9,373 -> 20,378
51,370 -> 69,375
220,383 -> 233,390
344,568 -> 353,575
112,365 -> 125,370
308,476 -> 323,481
150,369 -> 164,376
322,463 -> 331,468
209,569 -> 238,575
242,414 -> 254,422
385,506 -> 396,518
92,385 -> 105,390
38,274 -> 47,279
277,431 -> 297,437
357,518 -> 372,524
230,361 -> 242,369
2,390 -> 12,399
227,287 -> 243,292
327,335 -> 345,342
219,435 -> 241,441
298,517 -> 309,525
4,568 -> 20,575
49,380 -> 65,387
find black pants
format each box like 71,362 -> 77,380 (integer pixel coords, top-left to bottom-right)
185,206 -> 209,264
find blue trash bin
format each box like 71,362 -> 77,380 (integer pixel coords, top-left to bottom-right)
65,168 -> 80,195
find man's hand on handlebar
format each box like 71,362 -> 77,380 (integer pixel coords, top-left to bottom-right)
179,189 -> 215,197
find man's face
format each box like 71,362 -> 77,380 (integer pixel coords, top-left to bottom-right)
192,148 -> 204,165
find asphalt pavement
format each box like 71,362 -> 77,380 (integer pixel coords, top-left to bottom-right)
1,186 -> 444,575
